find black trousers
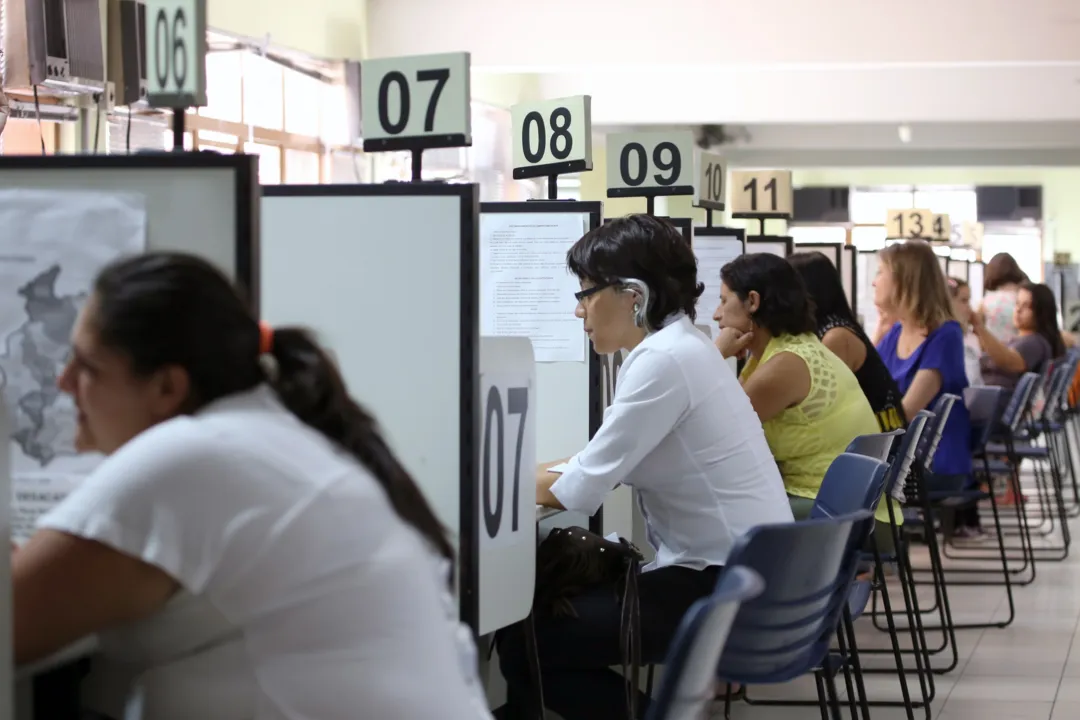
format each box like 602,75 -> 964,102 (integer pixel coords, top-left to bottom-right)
497,564 -> 721,720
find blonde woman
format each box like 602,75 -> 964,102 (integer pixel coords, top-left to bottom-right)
875,242 -> 977,534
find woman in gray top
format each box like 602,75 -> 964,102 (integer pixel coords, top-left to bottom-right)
973,282 -> 1065,391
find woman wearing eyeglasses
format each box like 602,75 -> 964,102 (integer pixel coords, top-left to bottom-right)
497,215 -> 792,720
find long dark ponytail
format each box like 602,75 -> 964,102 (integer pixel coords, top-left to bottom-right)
92,252 -> 454,566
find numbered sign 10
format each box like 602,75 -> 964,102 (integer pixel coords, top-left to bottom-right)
886,208 -> 934,240
729,170 -> 794,218
931,213 -> 951,242
693,151 -> 727,211
511,95 -> 593,179
480,378 -> 535,546
361,52 -> 471,152
605,131 -> 696,198
145,0 -> 207,107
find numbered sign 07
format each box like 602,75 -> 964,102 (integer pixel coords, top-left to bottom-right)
480,375 -> 536,547
361,52 -> 472,152
144,0 -> 207,108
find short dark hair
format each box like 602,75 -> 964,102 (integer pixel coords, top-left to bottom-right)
567,214 -> 704,327
720,253 -> 817,336
92,252 -> 454,569
985,252 -> 1028,291
787,251 -> 855,329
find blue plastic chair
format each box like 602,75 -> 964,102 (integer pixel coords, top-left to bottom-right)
644,567 -> 764,720
846,429 -> 904,464
716,510 -> 874,720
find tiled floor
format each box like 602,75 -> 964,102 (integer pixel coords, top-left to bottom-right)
718,501 -> 1080,720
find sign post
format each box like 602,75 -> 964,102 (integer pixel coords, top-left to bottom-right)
145,0 -> 208,149
360,52 -> 472,181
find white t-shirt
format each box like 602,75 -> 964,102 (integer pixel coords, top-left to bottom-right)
39,385 -> 493,720
551,314 -> 793,571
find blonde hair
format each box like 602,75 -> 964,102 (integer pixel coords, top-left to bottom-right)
879,241 -> 955,330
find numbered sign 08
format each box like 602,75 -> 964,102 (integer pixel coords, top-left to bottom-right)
144,0 -> 207,107
480,376 -> 535,546
511,95 -> 593,179
361,52 -> 472,152
605,131 -> 696,197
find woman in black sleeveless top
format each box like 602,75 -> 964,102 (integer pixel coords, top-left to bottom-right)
789,252 -> 908,432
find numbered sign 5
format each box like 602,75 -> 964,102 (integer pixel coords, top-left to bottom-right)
605,131 -> 695,198
145,0 -> 207,107
729,170 -> 794,218
511,95 -> 593,179
693,151 -> 727,211
480,375 -> 536,546
361,52 -> 471,152
886,208 -> 934,240
931,213 -> 952,242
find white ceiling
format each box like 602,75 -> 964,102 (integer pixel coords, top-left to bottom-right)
367,0 -> 1080,125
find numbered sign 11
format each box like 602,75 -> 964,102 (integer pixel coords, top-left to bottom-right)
511,95 -> 593,179
145,0 -> 207,108
361,52 -> 471,152
885,208 -> 934,240
605,131 -> 695,198
729,170 -> 793,219
693,150 -> 727,212
931,213 -> 952,242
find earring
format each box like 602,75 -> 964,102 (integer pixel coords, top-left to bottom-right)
633,303 -> 641,314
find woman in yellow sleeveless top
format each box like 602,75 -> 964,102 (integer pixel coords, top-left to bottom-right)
712,254 -> 898,548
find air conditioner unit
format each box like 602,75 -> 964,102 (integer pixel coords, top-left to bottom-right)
2,0 -> 106,96
106,0 -> 147,107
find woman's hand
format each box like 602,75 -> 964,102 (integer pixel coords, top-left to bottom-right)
715,326 -> 753,359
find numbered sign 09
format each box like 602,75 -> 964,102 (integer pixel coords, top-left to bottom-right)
144,0 -> 207,108
480,375 -> 535,547
605,131 -> 696,198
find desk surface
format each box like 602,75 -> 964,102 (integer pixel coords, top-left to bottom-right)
16,636 -> 98,680
536,505 -> 565,522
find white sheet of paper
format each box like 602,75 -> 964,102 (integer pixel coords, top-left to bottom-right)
547,462 -> 571,474
0,190 -> 147,541
480,212 -> 587,362
693,235 -> 743,338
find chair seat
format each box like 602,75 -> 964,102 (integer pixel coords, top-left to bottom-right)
983,442 -> 1049,458
846,579 -> 873,620
928,489 -> 989,506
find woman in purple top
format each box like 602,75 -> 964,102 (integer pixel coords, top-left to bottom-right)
874,242 -> 976,531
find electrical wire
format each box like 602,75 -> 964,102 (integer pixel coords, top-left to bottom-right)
92,93 -> 101,154
126,106 -> 133,154
32,85 -> 45,155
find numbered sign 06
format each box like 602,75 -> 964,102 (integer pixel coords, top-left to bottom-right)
480,379 -> 535,545
145,0 -> 207,108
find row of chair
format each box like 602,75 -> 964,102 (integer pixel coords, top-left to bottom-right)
646,349 -> 1080,720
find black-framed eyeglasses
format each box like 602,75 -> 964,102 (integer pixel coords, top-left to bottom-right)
574,282 -> 614,302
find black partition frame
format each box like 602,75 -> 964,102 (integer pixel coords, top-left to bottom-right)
693,225 -> 746,251
747,235 -> 794,257
603,215 -> 692,245
946,258 -> 970,283
481,201 -> 604,534
264,183 -> 482,632
792,241 -> 843,268
845,245 -> 859,319
0,153 -> 260,310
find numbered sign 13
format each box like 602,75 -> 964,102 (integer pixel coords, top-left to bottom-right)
511,95 -> 593,179
361,52 -> 471,151
480,374 -> 535,547
605,131 -> 696,197
885,208 -> 934,240
145,0 -> 207,107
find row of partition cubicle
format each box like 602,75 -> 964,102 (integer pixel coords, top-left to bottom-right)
0,152 -> 988,716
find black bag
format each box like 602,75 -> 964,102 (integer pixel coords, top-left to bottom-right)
514,526 -> 644,720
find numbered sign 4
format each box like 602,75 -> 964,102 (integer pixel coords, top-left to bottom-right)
693,151 -> 727,212
886,208 -> 934,240
931,213 -> 952,242
511,95 -> 593,179
361,52 -> 471,152
145,0 -> 207,108
729,170 -> 793,219
605,131 -> 695,198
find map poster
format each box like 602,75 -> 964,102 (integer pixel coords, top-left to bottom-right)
0,190 -> 147,542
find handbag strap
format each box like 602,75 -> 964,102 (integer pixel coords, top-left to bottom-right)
619,555 -> 643,720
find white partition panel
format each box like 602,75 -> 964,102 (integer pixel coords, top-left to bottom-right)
843,245 -> 858,318
0,395 -> 10,720
969,261 -> 986,305
693,227 -> 746,376
947,259 -> 970,282
747,236 -> 793,258
858,251 -> 880,332
260,184 -> 481,627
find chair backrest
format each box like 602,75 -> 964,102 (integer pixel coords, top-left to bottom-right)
879,411 -> 931,502
1000,372 -> 1039,432
810,453 -> 890,519
716,511 -> 873,684
965,385 -> 1006,450
845,429 -> 904,462
646,567 -> 764,720
1037,362 -> 1071,424
917,393 -> 959,474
